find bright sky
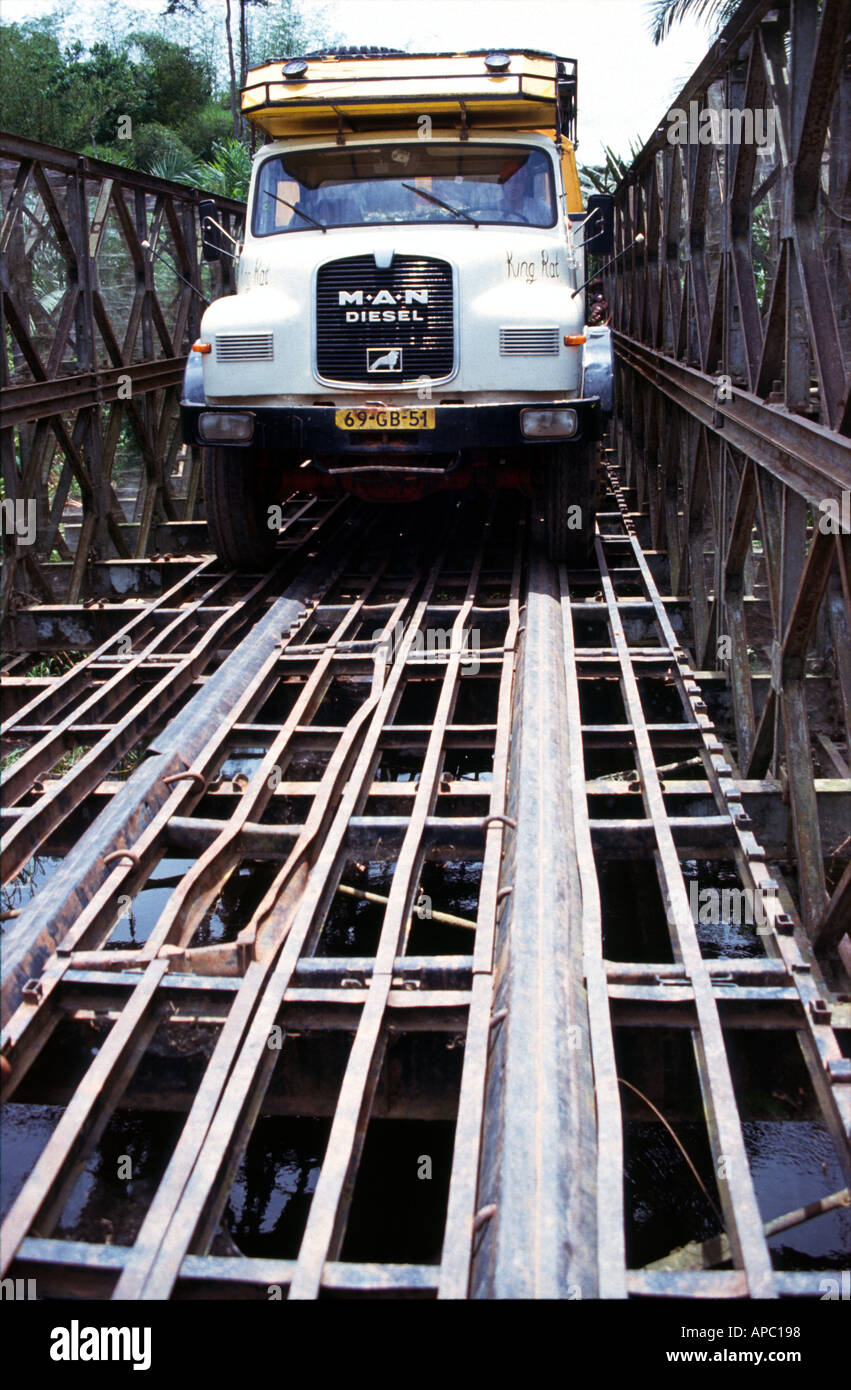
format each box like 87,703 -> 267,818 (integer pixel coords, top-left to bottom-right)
0,0 -> 715,164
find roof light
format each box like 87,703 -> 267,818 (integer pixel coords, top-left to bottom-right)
484,52 -> 511,72
282,58 -> 308,80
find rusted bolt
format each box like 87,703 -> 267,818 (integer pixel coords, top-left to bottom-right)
163,770 -> 206,788
472,1203 -> 497,1232
103,849 -> 139,869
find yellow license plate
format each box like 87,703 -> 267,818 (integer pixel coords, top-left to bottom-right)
335,408 -> 435,431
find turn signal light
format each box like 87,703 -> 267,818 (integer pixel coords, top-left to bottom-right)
192,340 -> 212,354
564,334 -> 586,346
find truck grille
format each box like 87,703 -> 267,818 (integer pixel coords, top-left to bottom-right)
215,333 -> 274,362
499,327 -> 560,356
316,254 -> 454,385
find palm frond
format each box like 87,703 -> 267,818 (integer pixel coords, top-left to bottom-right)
646,0 -> 740,46
195,137 -> 252,200
146,148 -> 202,184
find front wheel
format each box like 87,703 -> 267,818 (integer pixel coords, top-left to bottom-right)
202,447 -> 278,570
538,441 -> 601,566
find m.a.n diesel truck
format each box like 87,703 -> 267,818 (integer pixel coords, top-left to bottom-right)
181,48 -> 615,567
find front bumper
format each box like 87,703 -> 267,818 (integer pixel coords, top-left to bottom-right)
181,398 -> 603,455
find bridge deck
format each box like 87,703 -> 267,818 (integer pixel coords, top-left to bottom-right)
2,0 -> 851,1301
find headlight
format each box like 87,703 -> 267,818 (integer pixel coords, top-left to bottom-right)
198,411 -> 255,444
520,408 -> 578,439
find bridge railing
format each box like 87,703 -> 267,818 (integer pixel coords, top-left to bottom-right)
0,132 -> 244,615
606,0 -> 851,946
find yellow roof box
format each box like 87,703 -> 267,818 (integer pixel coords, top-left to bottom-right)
241,49 -> 578,142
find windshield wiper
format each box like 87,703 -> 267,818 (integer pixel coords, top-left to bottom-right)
263,189 -> 326,232
401,182 -> 478,226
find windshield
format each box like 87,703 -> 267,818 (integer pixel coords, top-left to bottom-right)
252,143 -> 557,235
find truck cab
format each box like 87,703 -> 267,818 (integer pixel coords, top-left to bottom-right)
181,49 -> 614,567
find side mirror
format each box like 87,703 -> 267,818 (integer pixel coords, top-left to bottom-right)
199,198 -> 222,262
585,193 -> 615,258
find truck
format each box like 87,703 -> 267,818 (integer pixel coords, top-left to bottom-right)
180,48 -> 615,568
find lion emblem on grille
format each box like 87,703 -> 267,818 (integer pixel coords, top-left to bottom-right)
367,348 -> 403,372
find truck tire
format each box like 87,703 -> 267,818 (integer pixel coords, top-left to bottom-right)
539,441 -> 600,566
203,447 -> 278,570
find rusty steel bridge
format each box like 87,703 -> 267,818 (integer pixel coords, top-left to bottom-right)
1,0 -> 850,1302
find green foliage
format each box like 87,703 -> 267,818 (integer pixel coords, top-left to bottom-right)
646,0 -> 740,46
177,102 -> 234,160
0,1 -> 335,191
0,18 -> 73,146
130,123 -> 200,176
196,138 -> 253,200
751,197 -> 774,307
51,745 -> 89,777
579,141 -> 643,198
67,40 -> 150,150
23,652 -> 80,677
146,147 -> 203,185
248,0 -> 333,64
0,747 -> 24,774
125,31 -> 214,127
0,18 -> 212,156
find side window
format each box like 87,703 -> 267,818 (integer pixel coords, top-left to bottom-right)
254,160 -> 303,235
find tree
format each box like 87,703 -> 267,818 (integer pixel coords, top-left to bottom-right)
65,41 -> 149,155
579,141 -> 643,199
0,1 -> 333,179
164,0 -> 238,134
195,136 -> 252,198
125,33 -> 213,128
246,0 -> 326,66
646,0 -> 740,46
165,0 -> 271,139
0,19 -> 72,146
162,1 -> 335,137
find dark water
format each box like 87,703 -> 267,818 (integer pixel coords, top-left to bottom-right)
315,857 -> 481,956
1,853 -> 63,915
624,1118 -> 851,1270
2,813 -> 848,1283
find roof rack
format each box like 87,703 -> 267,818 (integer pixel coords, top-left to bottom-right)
240,50 -> 578,144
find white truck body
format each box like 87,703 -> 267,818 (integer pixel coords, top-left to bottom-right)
200,133 -> 588,407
